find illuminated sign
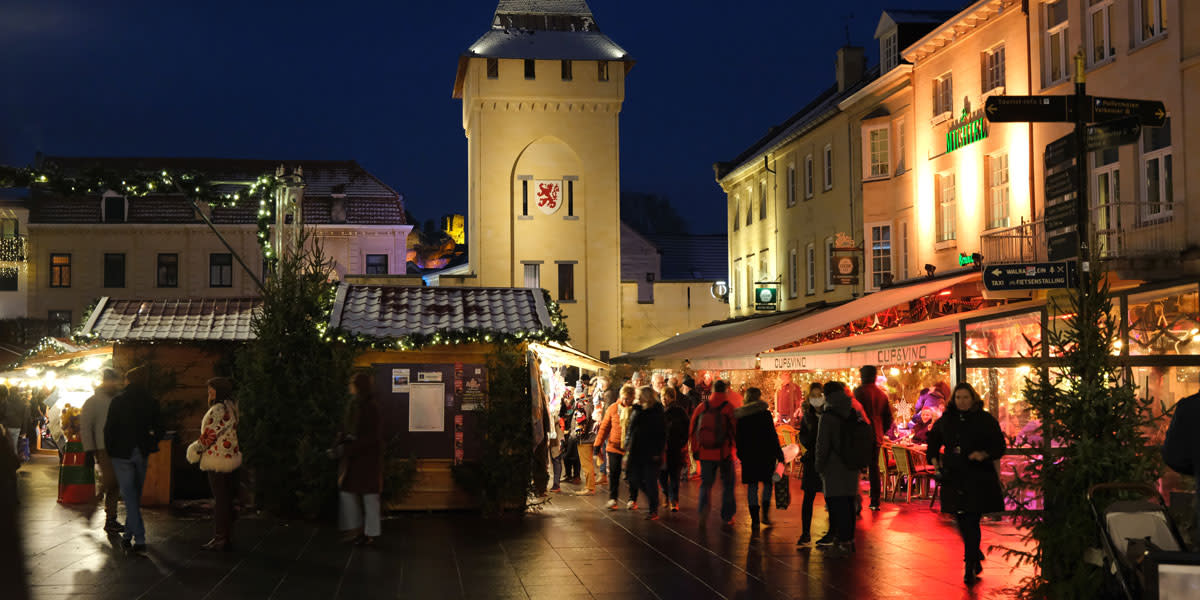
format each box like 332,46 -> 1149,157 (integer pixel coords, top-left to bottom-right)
959,253 -> 975,267
946,113 -> 989,153
761,340 -> 954,371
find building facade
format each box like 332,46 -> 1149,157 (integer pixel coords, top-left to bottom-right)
451,0 -> 631,360
715,47 -> 875,319
26,157 -> 410,334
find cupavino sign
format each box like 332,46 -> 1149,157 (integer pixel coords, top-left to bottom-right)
761,340 -> 954,371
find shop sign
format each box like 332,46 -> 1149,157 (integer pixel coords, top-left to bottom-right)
946,110 -> 988,153
534,180 -> 563,215
873,341 -> 952,365
755,285 -> 778,312
984,261 -> 1078,291
711,280 -> 730,303
761,340 -> 953,371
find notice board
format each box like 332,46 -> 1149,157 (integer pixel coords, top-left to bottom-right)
374,362 -> 486,461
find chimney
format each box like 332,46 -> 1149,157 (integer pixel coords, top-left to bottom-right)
835,46 -> 866,93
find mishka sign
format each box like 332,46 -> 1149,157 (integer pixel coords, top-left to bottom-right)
946,112 -> 988,153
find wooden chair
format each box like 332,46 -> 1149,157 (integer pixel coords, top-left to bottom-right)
878,444 -> 898,502
891,446 -> 936,503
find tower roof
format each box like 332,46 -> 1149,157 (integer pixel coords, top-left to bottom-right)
453,0 -> 632,97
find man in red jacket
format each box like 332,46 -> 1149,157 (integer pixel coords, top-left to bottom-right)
690,380 -> 738,525
854,366 -> 894,511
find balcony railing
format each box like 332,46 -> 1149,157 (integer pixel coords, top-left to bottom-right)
980,203 -> 1184,265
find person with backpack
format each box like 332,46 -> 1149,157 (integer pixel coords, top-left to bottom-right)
734,387 -> 784,529
659,387 -> 690,512
796,382 -> 825,546
814,381 -> 870,557
595,384 -> 636,510
927,382 -> 1006,585
689,379 -> 738,526
1163,391 -> 1200,550
854,366 -> 894,511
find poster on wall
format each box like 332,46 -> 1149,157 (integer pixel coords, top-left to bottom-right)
408,383 -> 446,432
391,368 -> 410,393
462,368 -> 486,411
418,371 -> 443,383
534,180 -> 563,215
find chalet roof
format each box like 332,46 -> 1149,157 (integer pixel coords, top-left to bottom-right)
30,157 -> 405,226
329,284 -> 554,339
495,0 -> 595,17
83,297 -> 261,342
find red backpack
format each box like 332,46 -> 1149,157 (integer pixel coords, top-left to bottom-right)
693,399 -> 728,450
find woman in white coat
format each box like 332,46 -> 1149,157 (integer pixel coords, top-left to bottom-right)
187,377 -> 241,551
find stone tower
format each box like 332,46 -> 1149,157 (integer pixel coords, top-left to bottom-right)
453,0 -> 631,360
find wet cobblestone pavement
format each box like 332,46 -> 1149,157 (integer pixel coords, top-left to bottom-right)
14,455 -> 1032,599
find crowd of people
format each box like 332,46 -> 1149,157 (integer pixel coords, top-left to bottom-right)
541,365 -> 1009,585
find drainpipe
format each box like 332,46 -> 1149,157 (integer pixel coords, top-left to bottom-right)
1023,0 -> 1036,222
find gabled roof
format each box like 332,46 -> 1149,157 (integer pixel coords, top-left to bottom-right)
329,284 -> 553,339
646,234 -> 728,281
82,297 -> 261,342
30,157 -> 406,226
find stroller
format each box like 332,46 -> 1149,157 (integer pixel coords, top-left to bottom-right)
1087,483 -> 1196,599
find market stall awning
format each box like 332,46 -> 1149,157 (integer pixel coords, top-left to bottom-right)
616,307 -> 820,369
528,341 -> 610,373
661,271 -> 982,368
759,300 -> 1038,371
82,297 -> 262,342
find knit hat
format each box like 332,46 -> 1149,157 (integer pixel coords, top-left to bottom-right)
208,377 -> 234,402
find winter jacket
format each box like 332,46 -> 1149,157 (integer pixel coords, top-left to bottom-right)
595,401 -> 630,456
1164,392 -> 1200,477
927,405 -> 1006,514
814,387 -> 861,498
688,392 -> 737,462
626,403 -> 666,465
796,409 -> 823,492
574,399 -> 596,445
79,387 -> 116,452
104,383 -> 163,460
734,400 -> 784,484
2,392 -> 28,431
338,397 -> 383,495
186,401 -> 242,472
680,389 -> 701,417
663,403 -> 691,471
854,382 -> 893,444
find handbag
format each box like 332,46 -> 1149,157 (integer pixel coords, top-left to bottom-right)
774,472 -> 792,509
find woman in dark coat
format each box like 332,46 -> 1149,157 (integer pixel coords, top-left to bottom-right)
625,386 -> 667,519
658,387 -> 690,512
337,373 -> 384,546
734,387 -> 784,528
927,382 -> 1006,585
795,382 -> 824,545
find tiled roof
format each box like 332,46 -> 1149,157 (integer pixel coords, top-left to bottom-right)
647,234 -> 729,281
495,0 -> 594,17
83,297 -> 261,342
31,157 -> 405,226
329,284 -> 553,339
468,29 -> 628,61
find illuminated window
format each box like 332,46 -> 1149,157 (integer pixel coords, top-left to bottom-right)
804,155 -> 814,199
1092,147 -> 1121,257
1136,0 -> 1167,44
1088,0 -> 1114,65
524,59 -> 536,80
864,124 -> 889,178
597,61 -> 609,81
1141,117 -> 1173,223
787,164 -> 796,207
210,253 -> 233,288
869,224 -> 892,290
937,172 -> 957,243
933,72 -> 953,117
895,118 -> 907,173
881,32 -> 899,73
982,45 -> 1005,93
823,144 -> 833,191
900,222 -> 909,280
523,263 -> 541,289
50,254 -> 71,288
759,180 -> 767,220
988,153 -> 1010,230
805,244 -> 815,295
1043,1 -> 1069,86
103,253 -> 125,288
561,60 -> 573,81
486,58 -> 499,79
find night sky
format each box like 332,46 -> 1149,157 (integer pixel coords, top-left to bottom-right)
0,0 -> 967,233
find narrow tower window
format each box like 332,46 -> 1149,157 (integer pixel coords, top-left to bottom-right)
486,58 -> 499,79
561,60 -> 572,81
524,59 -> 536,80
597,61 -> 609,81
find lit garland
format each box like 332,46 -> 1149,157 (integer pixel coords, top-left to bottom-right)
0,235 -> 28,276
0,163 -> 286,263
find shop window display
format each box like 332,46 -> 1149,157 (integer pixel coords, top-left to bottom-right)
1126,284 -> 1200,357
964,310 -> 1041,359
967,366 -> 1039,447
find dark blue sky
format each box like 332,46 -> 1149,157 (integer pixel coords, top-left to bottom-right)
0,0 -> 966,233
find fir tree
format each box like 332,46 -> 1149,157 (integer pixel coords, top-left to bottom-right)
236,238 -> 352,517
1003,266 -> 1164,599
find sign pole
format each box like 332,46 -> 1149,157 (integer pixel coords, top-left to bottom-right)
1072,50 -> 1090,301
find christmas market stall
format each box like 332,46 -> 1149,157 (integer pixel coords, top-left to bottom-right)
326,283 -> 606,511
78,296 -> 260,505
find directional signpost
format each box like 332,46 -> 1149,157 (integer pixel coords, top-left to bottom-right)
984,262 -> 1078,291
1085,116 -> 1141,151
1091,97 -> 1166,127
985,95 -> 1074,122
